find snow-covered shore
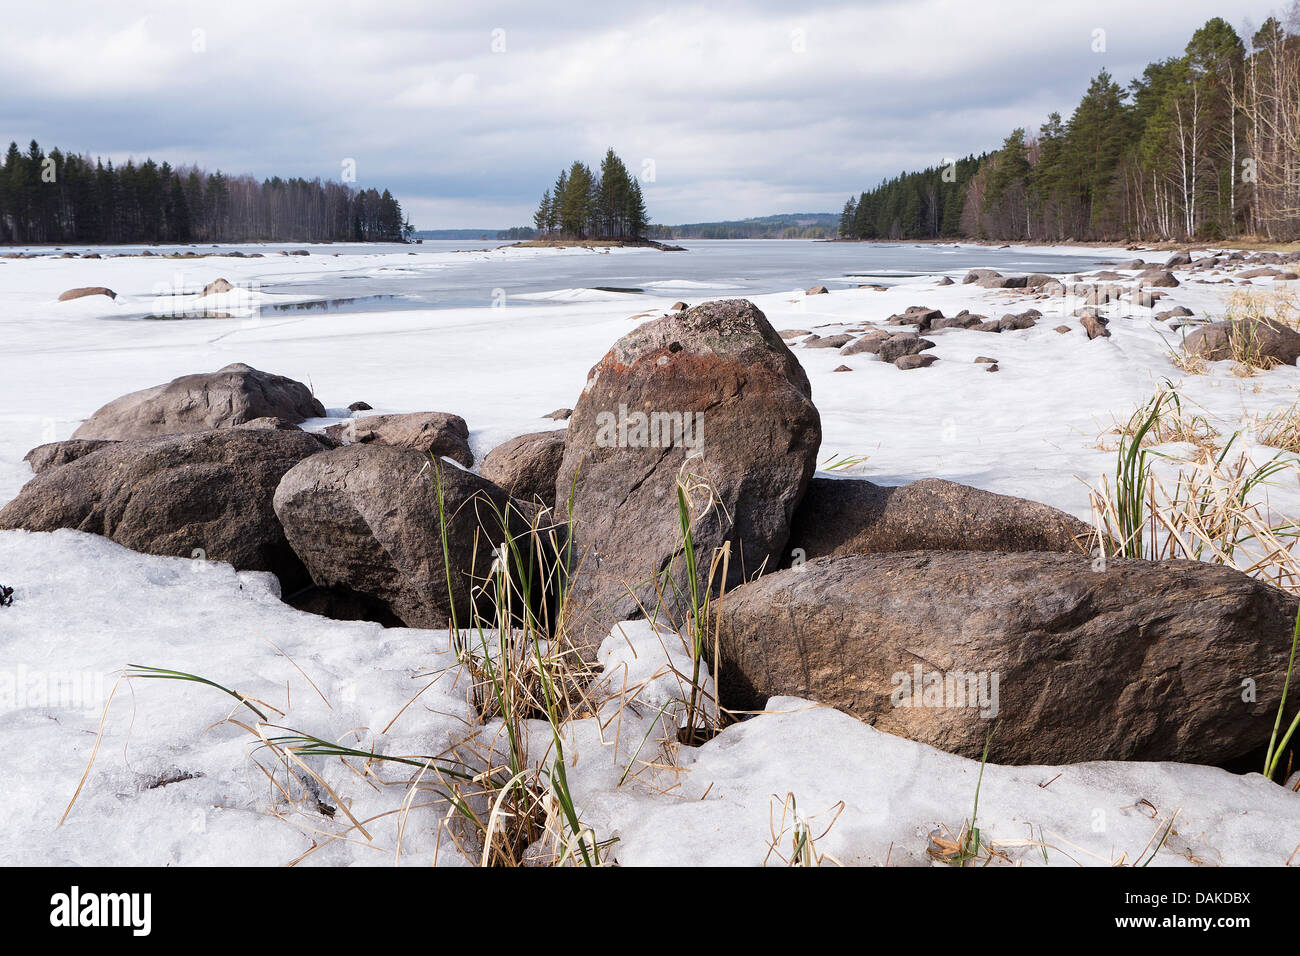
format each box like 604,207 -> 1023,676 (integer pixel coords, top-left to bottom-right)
2,241 -> 1299,866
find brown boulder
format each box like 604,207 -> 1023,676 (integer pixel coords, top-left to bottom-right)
712,551 -> 1298,765
480,430 -> 566,508
273,445 -> 534,628
555,299 -> 821,656
72,363 -> 326,441
1184,318 -> 1300,366
0,429 -> 330,588
786,477 -> 1093,561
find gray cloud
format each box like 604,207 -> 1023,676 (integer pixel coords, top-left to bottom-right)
0,0 -> 1282,227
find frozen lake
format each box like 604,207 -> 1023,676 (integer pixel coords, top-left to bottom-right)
6,239 -> 1128,315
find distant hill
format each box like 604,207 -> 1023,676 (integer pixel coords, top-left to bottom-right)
413,229 -> 506,240
418,214 -> 838,242
649,213 -> 837,240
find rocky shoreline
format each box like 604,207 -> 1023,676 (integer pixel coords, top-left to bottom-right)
3,243 -> 1300,865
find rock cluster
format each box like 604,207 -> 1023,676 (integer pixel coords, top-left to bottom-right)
7,291 -> 1297,769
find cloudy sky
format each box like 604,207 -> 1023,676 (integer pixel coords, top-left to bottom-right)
0,0 -> 1286,228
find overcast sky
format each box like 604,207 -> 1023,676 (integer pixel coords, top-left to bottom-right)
0,0 -> 1286,229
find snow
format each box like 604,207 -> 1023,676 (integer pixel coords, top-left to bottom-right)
1,531 -> 1295,866
2,241 -> 1299,866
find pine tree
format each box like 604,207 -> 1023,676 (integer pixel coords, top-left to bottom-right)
838,197 -> 857,237
533,189 -> 551,234
625,178 -> 647,238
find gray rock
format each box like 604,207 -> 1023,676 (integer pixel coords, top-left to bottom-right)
878,333 -> 935,363
1140,269 -> 1180,288
840,331 -> 891,356
72,363 -> 326,441
1184,318 -> 1300,366
998,310 -> 1040,331
480,430 -> 567,508
23,439 -> 118,474
274,446 -> 534,628
786,477 -> 1094,561
0,429 -> 330,588
803,334 -> 854,349
324,411 -> 474,467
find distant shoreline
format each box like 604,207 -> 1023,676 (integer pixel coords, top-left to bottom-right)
0,239 -> 412,249
502,238 -> 686,252
821,236 -> 1300,253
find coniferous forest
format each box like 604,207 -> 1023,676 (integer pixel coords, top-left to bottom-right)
531,148 -> 648,239
839,12 -> 1300,243
0,141 -> 410,244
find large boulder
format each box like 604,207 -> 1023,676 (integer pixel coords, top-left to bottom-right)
555,299 -> 821,656
274,445 -> 535,628
480,430 -> 566,508
324,411 -> 474,467
786,477 -> 1094,561
0,429 -> 330,588
72,363 -> 326,440
1184,318 -> 1300,367
712,551 -> 1298,765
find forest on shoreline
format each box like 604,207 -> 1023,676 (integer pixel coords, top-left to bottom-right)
0,141 -> 411,245
839,10 -> 1300,243
530,149 -> 648,240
